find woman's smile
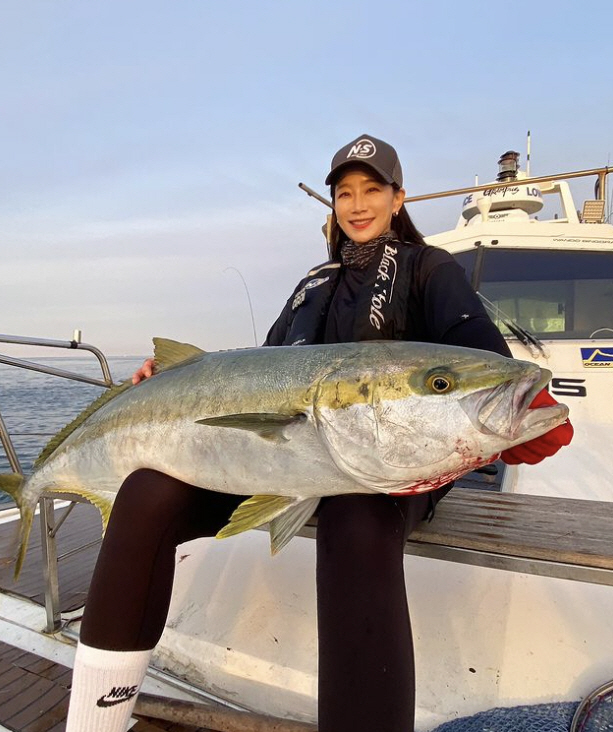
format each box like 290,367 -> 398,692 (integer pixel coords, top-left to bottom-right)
334,169 -> 405,243
349,217 -> 375,230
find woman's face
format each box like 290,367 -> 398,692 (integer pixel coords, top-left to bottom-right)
333,168 -> 406,243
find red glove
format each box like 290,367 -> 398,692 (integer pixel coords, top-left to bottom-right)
500,389 -> 574,465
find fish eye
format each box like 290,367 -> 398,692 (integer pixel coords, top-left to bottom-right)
426,374 -> 453,393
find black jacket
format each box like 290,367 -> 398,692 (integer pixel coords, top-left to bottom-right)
264,240 -> 511,358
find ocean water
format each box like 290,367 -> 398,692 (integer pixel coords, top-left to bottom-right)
0,356 -> 144,505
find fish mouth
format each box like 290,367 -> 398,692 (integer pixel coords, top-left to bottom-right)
461,367 -> 558,440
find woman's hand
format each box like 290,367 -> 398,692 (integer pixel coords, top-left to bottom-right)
132,358 -> 156,385
500,389 -> 574,465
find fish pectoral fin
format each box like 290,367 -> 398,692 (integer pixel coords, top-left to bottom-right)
216,495 -> 296,540
196,413 -> 305,441
153,337 -> 206,372
269,497 -> 319,555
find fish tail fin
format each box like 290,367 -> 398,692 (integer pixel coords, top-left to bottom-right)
0,472 -> 25,508
0,473 -> 32,580
13,500 -> 35,580
216,495 -> 319,554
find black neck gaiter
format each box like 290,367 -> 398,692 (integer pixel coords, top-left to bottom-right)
340,231 -> 400,270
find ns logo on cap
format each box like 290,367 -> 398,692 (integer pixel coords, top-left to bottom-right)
347,139 -> 376,159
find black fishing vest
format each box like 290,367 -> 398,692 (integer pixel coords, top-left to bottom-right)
278,241 -> 435,346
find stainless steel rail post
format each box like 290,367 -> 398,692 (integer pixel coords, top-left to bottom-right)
0,332 -> 115,633
40,497 -> 62,632
0,411 -> 23,474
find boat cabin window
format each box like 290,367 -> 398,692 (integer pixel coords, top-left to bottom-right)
454,248 -> 613,340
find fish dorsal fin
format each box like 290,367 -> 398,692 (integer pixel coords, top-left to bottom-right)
153,337 -> 205,372
35,337 -> 204,468
34,379 -> 133,467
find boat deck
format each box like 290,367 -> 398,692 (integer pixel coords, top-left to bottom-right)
0,504 -> 214,731
0,502 -> 101,613
0,640 -> 214,731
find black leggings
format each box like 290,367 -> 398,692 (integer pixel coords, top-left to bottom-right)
81,468 -> 447,732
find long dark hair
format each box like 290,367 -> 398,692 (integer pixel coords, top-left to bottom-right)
328,182 -> 427,260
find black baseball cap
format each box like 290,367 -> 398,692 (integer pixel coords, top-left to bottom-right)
325,134 -> 403,188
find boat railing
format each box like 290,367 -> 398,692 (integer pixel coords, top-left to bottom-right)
401,165 -> 611,206
0,331 -> 115,632
298,166 -> 613,220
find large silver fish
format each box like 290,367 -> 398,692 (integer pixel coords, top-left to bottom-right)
1,338 -> 568,576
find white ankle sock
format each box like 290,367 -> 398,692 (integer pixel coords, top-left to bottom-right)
66,642 -> 152,732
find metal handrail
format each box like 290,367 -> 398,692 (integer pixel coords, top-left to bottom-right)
403,166 -> 611,204
0,333 -> 115,388
0,332 -> 116,631
299,165 -> 612,209
0,333 -> 115,473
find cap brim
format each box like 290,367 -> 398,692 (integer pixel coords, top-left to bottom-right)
325,161 -> 395,187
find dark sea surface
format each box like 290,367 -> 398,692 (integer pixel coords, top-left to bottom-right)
0,356 -> 144,505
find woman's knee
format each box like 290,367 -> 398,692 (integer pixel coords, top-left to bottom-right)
317,495 -> 406,555
109,470 -> 243,543
111,469 -> 196,526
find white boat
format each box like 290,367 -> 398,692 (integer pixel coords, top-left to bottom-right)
0,149 -> 612,731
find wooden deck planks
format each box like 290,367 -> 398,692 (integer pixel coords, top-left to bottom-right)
0,641 -> 213,732
408,489 -> 613,569
297,488 -> 613,582
0,502 -> 102,612
0,642 -> 70,732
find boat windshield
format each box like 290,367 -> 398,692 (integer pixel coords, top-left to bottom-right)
454,248 -> 613,340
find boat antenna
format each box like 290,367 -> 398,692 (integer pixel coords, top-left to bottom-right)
606,153 -> 613,223
526,130 -> 531,177
224,267 -> 259,347
298,182 -> 333,210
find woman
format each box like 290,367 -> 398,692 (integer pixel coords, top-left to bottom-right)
66,135 -> 572,732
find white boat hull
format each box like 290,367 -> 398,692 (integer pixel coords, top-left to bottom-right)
153,528 -> 613,730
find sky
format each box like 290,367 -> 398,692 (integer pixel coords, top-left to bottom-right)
1,0 -> 611,359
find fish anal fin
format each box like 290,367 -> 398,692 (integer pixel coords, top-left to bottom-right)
196,413 -> 305,442
269,497 -> 319,555
44,487 -> 115,533
216,495 -> 295,540
153,337 -> 206,372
